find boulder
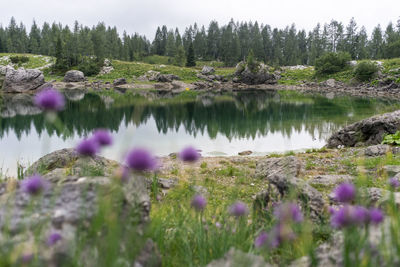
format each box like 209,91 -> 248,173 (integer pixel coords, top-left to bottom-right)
324,78 -> 336,87
364,144 -> 391,157
201,66 -> 215,75
99,66 -> 114,75
133,239 -> 162,267
234,62 -> 277,85
255,156 -> 302,180
327,110 -> 400,148
63,70 -> 85,82
157,74 -> 180,83
309,175 -> 354,186
1,148 -> 151,265
238,150 -> 252,156
113,78 -> 127,86
2,66 -> 45,93
206,248 -> 272,267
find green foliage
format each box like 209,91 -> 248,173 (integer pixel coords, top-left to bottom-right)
382,131 -> 400,145
173,46 -> 186,67
354,61 -> 379,81
246,49 -> 259,73
77,57 -> 101,76
186,42 -> 196,67
142,55 -> 170,65
9,55 -> 29,64
278,67 -> 315,85
315,52 -> 351,76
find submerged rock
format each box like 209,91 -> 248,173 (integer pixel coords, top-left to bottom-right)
2,66 -> 45,92
327,110 -> 400,148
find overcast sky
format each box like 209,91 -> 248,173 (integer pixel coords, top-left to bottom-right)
1,0 -> 399,39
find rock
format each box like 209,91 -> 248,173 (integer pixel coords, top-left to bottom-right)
309,175 -> 354,186
324,79 -> 336,87
234,61 -> 277,85
113,78 -> 127,86
365,144 -> 391,157
157,178 -> 178,189
383,165 -> 400,177
171,80 -> 192,91
146,71 -> 161,81
201,66 -> 215,75
157,74 -> 180,83
104,59 -> 111,67
2,66 -> 45,93
206,248 -> 271,267
63,70 -> 85,82
133,239 -> 162,267
254,184 -> 281,212
238,150 -> 252,156
0,148 -> 151,265
327,110 -> 400,148
99,66 -> 114,75
255,156 -> 302,180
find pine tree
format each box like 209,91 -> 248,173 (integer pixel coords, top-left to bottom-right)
174,45 -> 186,66
186,42 -> 196,67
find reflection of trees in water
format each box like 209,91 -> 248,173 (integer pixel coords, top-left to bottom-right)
0,91 -> 398,141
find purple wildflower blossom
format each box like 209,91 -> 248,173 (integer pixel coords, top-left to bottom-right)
330,205 -> 356,228
34,88 -> 65,111
47,232 -> 62,246
179,146 -> 200,162
389,178 -> 400,189
20,253 -> 34,263
369,208 -> 384,225
274,202 -> 303,223
76,138 -> 99,156
126,148 -> 157,171
254,231 -> 268,248
229,201 -> 249,217
353,205 -> 370,224
191,195 -> 207,211
21,174 -> 48,195
215,222 -> 222,228
334,183 -> 356,203
92,129 -> 113,146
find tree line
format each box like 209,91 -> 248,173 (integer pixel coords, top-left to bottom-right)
0,17 -> 400,67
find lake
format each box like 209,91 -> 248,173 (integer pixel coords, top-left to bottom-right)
1,89 -> 400,176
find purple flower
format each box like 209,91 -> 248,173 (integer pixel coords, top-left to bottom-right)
126,148 -> 157,172
76,138 -> 99,156
20,253 -> 34,263
92,129 -> 113,146
34,88 -> 65,111
274,202 -> 303,223
21,174 -> 48,195
229,201 -> 249,217
47,232 -> 62,246
330,205 -> 356,228
334,183 -> 356,203
254,231 -> 268,248
179,146 -> 200,162
369,208 -> 384,225
191,195 -> 207,211
115,166 -> 130,183
353,206 -> 370,224
215,222 -> 222,228
389,178 -> 400,189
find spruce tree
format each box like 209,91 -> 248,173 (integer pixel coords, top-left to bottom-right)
186,42 -> 196,67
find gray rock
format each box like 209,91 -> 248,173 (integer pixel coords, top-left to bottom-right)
383,165 -> 400,177
309,175 -> 354,186
206,248 -> 272,267
63,70 -> 85,82
2,66 -> 45,92
99,66 -> 114,75
201,66 -> 215,75
113,78 -> 127,86
133,239 -> 162,267
324,79 -> 336,88
234,61 -> 277,85
157,74 -> 180,83
157,178 -> 178,189
365,144 -> 391,157
238,150 -> 252,156
327,110 -> 400,148
255,156 -> 302,180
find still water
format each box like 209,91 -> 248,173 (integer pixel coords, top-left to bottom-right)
1,90 -> 399,176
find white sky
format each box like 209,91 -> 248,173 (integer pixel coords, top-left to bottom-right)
0,0 -> 399,39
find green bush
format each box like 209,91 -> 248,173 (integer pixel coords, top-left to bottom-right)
354,61 -> 379,81
382,131 -> 400,145
78,57 -> 101,76
10,55 -> 29,64
315,52 -> 351,76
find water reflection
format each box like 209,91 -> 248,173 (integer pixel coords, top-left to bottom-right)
0,90 -> 399,175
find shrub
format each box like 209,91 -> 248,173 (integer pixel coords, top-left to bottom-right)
315,52 -> 351,76
78,57 -> 101,76
10,55 -> 29,64
354,61 -> 379,82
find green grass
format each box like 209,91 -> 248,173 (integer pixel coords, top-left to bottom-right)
0,53 -> 54,70
278,67 -> 315,85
